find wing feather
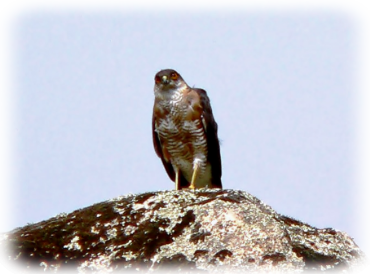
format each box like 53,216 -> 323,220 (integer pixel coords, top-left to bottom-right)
194,88 -> 222,188
152,111 -> 176,181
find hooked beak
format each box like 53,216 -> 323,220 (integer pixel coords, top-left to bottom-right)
161,75 -> 169,85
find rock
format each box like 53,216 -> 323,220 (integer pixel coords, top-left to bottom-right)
0,189 -> 365,272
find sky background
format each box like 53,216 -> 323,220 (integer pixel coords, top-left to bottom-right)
1,8 -> 369,257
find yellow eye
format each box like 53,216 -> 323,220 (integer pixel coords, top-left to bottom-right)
170,72 -> 178,80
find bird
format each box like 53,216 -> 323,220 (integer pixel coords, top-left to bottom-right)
152,69 -> 222,190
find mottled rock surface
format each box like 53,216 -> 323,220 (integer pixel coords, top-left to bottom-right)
1,189 -> 365,272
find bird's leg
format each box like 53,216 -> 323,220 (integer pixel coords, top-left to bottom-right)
175,169 -> 180,191
189,159 -> 201,189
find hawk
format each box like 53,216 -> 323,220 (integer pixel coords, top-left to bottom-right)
152,69 -> 222,190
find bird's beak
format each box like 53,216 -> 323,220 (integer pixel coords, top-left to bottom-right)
161,75 -> 169,85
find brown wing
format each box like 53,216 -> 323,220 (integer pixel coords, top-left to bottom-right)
194,88 -> 222,188
152,111 -> 176,182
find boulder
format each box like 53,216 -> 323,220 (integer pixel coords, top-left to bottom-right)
1,189 -> 364,272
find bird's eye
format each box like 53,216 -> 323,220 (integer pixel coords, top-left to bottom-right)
170,72 -> 178,80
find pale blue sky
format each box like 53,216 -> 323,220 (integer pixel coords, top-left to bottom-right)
5,11 -> 366,254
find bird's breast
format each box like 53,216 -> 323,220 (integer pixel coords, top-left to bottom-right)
155,100 -> 209,180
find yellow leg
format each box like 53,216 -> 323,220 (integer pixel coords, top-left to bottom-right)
189,160 -> 201,189
175,169 -> 180,190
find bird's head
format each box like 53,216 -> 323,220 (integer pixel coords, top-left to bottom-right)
154,69 -> 188,97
